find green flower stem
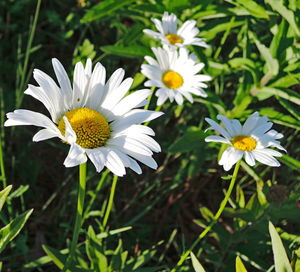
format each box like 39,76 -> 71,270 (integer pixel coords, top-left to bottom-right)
62,162 -> 87,272
84,169 -> 110,219
16,0 -> 41,108
171,160 -> 241,271
102,175 -> 118,229
144,87 -> 156,111
0,136 -> 6,189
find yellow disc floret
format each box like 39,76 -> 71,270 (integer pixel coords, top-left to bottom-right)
232,136 -> 257,151
162,70 -> 184,89
165,34 -> 183,45
58,108 -> 110,149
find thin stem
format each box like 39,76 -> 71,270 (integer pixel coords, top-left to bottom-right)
16,0 -> 41,108
171,160 -> 241,271
144,87 -> 156,111
84,169 -> 110,219
0,135 -> 6,189
62,162 -> 87,272
102,175 -> 118,229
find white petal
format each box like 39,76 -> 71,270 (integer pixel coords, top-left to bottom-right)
205,135 -> 230,144
112,89 -> 151,116
102,77 -> 133,110
63,117 -> 76,144
252,150 -> 280,167
217,115 -> 238,137
33,128 -> 61,142
52,58 -> 73,108
120,147 -> 158,169
64,144 -> 87,168
244,151 -> 255,166
219,147 -> 243,171
104,148 -> 126,176
242,112 -> 260,135
5,110 -> 59,132
174,92 -> 184,105
108,136 -> 153,156
86,62 -> 106,110
86,149 -> 105,172
85,58 -> 92,77
205,118 -> 231,139
72,61 -> 87,108
109,148 -> 142,174
33,69 -> 63,121
104,68 -> 125,97
128,133 -> 161,152
111,110 -> 164,132
156,91 -> 169,106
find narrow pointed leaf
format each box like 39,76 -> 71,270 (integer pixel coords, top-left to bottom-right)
42,245 -> 65,269
0,185 -> 12,211
0,208 -> 33,253
191,252 -> 206,272
269,221 -> 293,272
236,256 -> 247,272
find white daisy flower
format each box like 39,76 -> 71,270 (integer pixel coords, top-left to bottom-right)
5,59 -> 163,176
143,12 -> 208,49
141,47 -> 211,105
205,112 -> 286,171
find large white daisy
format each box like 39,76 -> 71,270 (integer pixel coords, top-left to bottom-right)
5,59 -> 163,176
143,12 -> 208,49
141,47 -> 211,105
205,112 -> 286,171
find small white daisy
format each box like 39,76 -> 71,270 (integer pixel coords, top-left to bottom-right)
5,59 -> 163,176
205,112 -> 286,171
141,46 -> 211,105
143,12 -> 208,49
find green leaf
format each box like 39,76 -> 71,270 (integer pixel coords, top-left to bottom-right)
168,126 -> 206,153
236,256 -> 247,272
259,108 -> 300,130
270,74 -> 300,88
42,245 -> 65,269
268,221 -> 293,272
0,185 -> 12,211
86,226 -> 108,272
235,0 -> 269,18
202,20 -> 244,41
130,73 -> 146,90
190,252 -> 206,272
279,155 -> 300,173
81,0 -> 135,23
251,33 -> 279,76
265,0 -> 300,37
0,208 -> 33,253
100,45 -> 151,58
7,185 -> 29,201
270,19 -> 291,60
253,87 -> 300,105
278,97 -> 300,120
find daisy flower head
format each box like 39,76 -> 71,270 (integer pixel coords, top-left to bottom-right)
5,59 -> 163,176
141,46 -> 211,106
143,12 -> 208,49
205,112 -> 286,171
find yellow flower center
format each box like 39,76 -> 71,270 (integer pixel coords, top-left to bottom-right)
58,107 -> 110,149
165,34 -> 183,45
162,70 -> 184,89
232,136 -> 257,151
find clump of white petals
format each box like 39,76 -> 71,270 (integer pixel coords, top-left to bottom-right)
205,112 -> 286,171
141,47 -> 211,105
143,12 -> 208,49
5,59 -> 163,176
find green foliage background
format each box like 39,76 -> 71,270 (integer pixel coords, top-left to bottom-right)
0,0 -> 299,271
